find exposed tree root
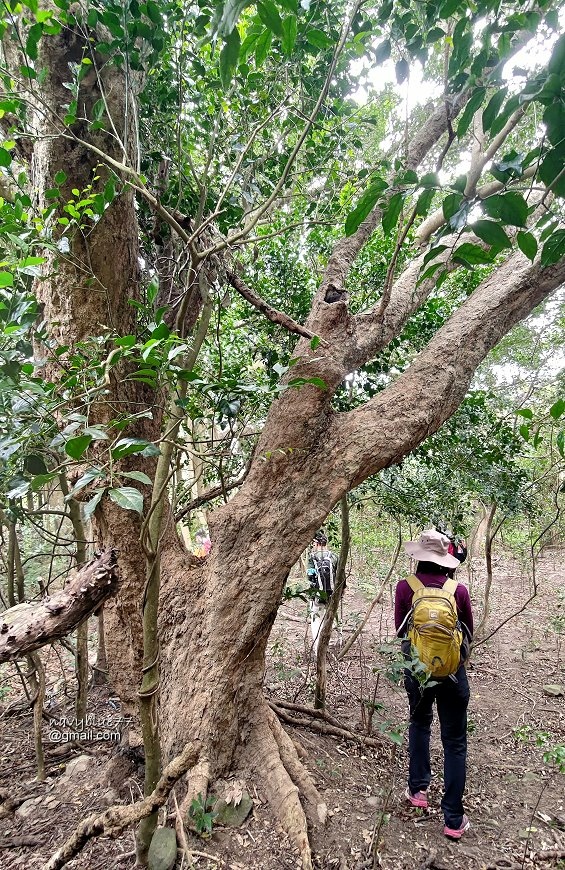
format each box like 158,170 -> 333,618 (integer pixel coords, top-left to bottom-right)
269,701 -> 384,749
179,758 -> 210,825
44,742 -> 197,870
267,707 -> 327,826
250,709 -> 313,870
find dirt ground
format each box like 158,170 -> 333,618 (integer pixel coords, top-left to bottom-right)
1,547 -> 564,870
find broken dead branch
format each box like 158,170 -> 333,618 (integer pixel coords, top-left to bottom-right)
0,550 -> 119,663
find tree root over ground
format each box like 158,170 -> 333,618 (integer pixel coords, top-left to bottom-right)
43,742 -> 197,870
269,700 -> 384,749
44,697 -> 357,870
248,704 -> 330,870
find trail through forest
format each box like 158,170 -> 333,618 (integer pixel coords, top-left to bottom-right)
0,548 -> 564,869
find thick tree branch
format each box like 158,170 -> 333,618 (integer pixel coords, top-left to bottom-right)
226,270 -> 316,340
0,550 -> 119,663
330,254 -> 565,490
308,92 -> 470,318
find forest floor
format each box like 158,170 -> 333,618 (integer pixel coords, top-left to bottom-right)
0,547 -> 564,870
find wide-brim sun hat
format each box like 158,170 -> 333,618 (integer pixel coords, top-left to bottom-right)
404,528 -> 460,569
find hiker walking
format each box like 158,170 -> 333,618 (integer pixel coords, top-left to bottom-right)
395,528 -> 474,839
307,530 -> 339,655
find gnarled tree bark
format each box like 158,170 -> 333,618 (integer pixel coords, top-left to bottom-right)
0,550 -> 119,663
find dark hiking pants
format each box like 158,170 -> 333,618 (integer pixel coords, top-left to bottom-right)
404,665 -> 470,828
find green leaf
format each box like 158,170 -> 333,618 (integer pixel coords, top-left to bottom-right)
471,220 -> 511,250
214,0 -> 251,37
382,191 -> 403,236
395,58 -> 409,84
0,272 -> 14,288
31,472 -> 58,491
6,477 -> 30,499
415,188 -> 435,217
24,454 -> 47,475
115,335 -> 136,348
482,87 -> 507,133
345,176 -> 387,236
423,244 -> 448,266
426,27 -> 445,43
150,322 -> 170,340
306,28 -> 332,50
516,231 -> 537,262
540,230 -> 565,267
83,426 -> 109,440
442,192 -> 463,222
257,0 -> 283,37
220,27 -> 241,90
420,172 -> 440,188
396,169 -> 418,185
64,434 -> 92,460
549,399 -> 565,421
519,423 -> 530,441
539,145 -> 565,198
482,192 -> 528,227
452,243 -> 493,266
25,22 -> 43,61
111,437 -> 154,459
120,470 -> 153,485
54,170 -> 67,185
0,147 -> 12,167
281,15 -> 297,56
310,335 -> 321,349
543,102 -> 565,147
69,466 -> 106,496
83,488 -> 105,520
374,39 -> 391,64
145,0 -> 161,24
254,28 -> 272,66
108,486 -> 144,514
516,408 -> 533,420
457,87 -> 486,139
547,32 -> 565,76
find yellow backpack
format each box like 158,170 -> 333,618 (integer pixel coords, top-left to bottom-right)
405,575 -> 463,679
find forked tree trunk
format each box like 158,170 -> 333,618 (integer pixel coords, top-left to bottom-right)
18,17 -> 565,870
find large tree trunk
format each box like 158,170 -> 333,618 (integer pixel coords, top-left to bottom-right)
26,22 -> 157,713
17,15 -> 565,869
156,253 -> 565,868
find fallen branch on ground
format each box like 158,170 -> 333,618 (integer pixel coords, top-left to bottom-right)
44,742 -> 197,870
0,551 -> 119,663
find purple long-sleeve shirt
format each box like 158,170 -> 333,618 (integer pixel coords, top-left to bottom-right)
394,571 -> 474,637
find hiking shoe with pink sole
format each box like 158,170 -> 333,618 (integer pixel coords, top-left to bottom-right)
404,787 -> 428,808
444,814 -> 470,839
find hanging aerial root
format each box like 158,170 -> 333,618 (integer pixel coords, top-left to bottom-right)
44,742 -> 197,870
267,707 -> 327,826
250,709 -> 313,870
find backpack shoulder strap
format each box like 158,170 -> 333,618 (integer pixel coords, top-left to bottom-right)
442,578 -> 458,595
406,574 -> 423,594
